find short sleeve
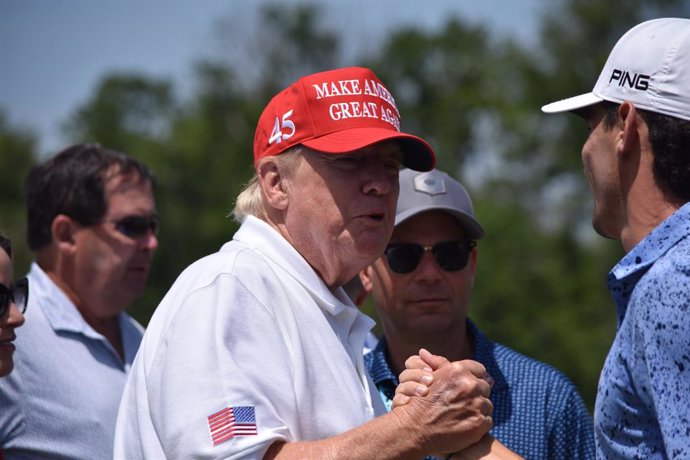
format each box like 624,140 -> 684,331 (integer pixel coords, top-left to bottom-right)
143,274 -> 299,458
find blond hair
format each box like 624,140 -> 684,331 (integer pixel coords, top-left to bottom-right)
232,147 -> 302,224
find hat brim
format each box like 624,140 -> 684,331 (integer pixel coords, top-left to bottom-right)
395,205 -> 485,240
541,92 -> 603,114
302,127 -> 436,172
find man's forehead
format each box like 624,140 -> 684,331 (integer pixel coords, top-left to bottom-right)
310,140 -> 403,158
392,210 -> 468,239
572,101 -> 606,122
104,171 -> 152,196
360,141 -> 404,158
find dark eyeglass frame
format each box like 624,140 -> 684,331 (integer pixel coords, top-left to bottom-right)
99,215 -> 159,239
0,277 -> 29,317
384,240 -> 477,274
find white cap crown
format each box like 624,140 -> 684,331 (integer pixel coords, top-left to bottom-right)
542,18 -> 690,121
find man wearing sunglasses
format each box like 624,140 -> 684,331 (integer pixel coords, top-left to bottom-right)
0,144 -> 158,459
360,168 -> 595,459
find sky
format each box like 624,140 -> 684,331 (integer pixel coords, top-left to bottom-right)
0,0 -> 542,155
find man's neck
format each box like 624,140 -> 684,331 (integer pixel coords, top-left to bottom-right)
619,137 -> 681,252
74,301 -> 125,361
621,198 -> 679,252
41,266 -> 125,360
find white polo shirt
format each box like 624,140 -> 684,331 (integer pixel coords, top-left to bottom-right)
114,216 -> 385,459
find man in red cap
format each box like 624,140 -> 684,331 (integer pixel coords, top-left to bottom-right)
114,67 -> 495,459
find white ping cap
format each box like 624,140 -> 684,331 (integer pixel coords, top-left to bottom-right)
542,18 -> 690,121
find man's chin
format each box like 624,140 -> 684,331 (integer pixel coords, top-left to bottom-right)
123,276 -> 149,299
408,317 -> 452,334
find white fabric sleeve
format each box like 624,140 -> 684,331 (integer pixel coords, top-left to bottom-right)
144,273 -> 299,459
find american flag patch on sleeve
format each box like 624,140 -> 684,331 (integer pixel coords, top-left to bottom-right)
207,405 -> 258,446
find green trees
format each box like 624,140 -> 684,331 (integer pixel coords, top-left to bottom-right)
2,0 -> 688,409
0,112 -> 35,272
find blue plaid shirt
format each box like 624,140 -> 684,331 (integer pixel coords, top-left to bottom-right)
365,321 -> 595,459
597,202 -> 690,459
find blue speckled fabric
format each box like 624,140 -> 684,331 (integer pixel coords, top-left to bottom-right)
365,320 -> 595,459
597,203 -> 690,459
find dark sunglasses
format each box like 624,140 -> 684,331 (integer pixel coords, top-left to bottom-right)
0,277 -> 29,317
384,240 -> 476,274
108,215 -> 160,239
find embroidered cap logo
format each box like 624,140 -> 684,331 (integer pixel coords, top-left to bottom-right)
253,66 -> 436,172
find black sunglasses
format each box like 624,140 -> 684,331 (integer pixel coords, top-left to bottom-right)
107,215 -> 160,239
384,241 -> 476,274
0,277 -> 29,317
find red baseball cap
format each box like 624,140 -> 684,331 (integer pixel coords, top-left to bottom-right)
253,66 -> 435,171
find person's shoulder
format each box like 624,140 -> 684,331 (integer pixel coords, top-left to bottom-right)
630,234 -> 690,313
120,311 -> 145,337
157,240 -> 291,323
490,340 -> 579,390
658,235 -> 690,273
11,294 -> 52,346
135,243 -> 285,363
478,339 -> 595,436
640,216 -> 690,275
363,338 -> 387,374
173,240 -> 275,288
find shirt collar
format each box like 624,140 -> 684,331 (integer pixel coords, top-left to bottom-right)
364,338 -> 397,387
231,216 -> 358,317
28,262 -> 140,367
607,202 -> 690,321
28,262 -> 103,340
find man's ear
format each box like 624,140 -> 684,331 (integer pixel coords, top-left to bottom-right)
358,267 -> 374,295
257,158 -> 289,211
618,101 -> 640,156
52,214 -> 78,253
467,246 -> 479,282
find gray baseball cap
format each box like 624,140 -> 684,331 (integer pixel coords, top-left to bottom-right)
396,168 -> 484,240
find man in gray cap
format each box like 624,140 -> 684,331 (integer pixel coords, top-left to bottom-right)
360,168 -> 595,459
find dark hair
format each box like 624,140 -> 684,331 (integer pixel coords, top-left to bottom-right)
25,144 -> 155,250
603,101 -> 690,203
0,233 -> 11,258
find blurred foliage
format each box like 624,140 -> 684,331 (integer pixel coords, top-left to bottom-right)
0,112 -> 35,276
1,0 -> 688,410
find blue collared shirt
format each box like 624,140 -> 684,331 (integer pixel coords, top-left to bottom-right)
365,320 -> 595,459
596,202 -> 690,459
0,263 -> 144,459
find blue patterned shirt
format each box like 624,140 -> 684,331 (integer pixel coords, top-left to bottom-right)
597,203 -> 690,459
365,321 -> 595,459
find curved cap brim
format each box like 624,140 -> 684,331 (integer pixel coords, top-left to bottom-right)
302,127 -> 436,172
396,205 -> 485,240
541,92 -> 603,114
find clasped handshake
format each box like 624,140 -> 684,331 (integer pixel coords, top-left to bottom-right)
391,349 -> 521,460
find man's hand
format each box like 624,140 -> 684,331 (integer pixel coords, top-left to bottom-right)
390,349 -> 494,455
393,348 -> 447,407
